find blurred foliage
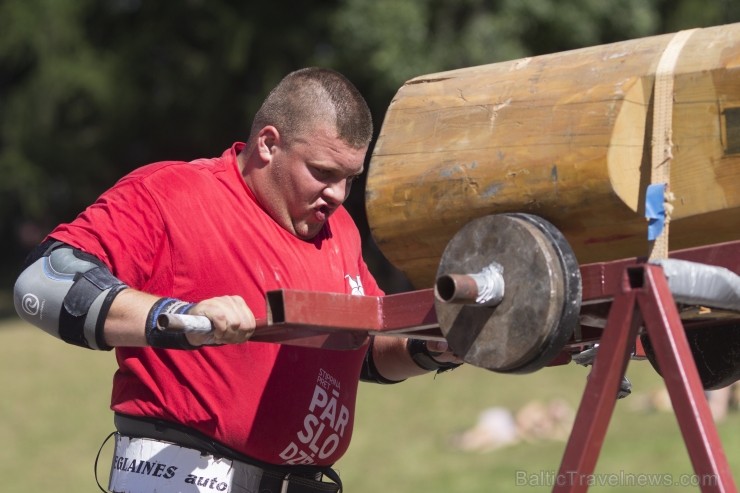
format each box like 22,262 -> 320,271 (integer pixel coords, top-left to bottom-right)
1,0 -> 739,291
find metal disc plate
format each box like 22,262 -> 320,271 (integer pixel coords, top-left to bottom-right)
435,213 -> 581,373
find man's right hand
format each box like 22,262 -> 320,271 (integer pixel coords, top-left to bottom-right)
186,295 -> 256,346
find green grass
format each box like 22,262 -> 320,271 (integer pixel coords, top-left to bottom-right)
1,317 -> 738,492
341,364 -> 740,493
0,319 -> 118,491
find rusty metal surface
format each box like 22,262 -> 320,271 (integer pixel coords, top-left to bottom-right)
435,273 -> 486,304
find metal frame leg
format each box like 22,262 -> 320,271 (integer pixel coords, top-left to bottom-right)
554,264 -> 737,493
639,265 -> 736,492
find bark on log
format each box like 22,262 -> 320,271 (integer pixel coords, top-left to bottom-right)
366,23 -> 740,288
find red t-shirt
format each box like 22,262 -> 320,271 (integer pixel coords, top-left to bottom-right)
49,143 -> 383,466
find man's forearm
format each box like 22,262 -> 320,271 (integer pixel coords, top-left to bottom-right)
104,288 -> 160,347
105,290 -> 257,348
370,336 -> 435,381
371,335 -> 464,381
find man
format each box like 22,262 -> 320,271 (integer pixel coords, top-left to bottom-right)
14,67 -> 460,493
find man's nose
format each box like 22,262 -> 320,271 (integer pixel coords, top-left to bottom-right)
323,180 -> 348,205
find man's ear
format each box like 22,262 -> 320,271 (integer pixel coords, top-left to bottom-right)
256,126 -> 280,163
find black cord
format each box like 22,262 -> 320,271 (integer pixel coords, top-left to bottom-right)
94,431 -> 117,493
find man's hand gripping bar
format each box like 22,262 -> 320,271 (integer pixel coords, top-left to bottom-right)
156,313 -> 267,334
157,313 -> 216,334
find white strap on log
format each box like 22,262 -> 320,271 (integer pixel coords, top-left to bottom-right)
648,28 -> 698,261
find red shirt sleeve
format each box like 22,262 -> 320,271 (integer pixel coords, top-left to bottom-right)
48,168 -> 168,290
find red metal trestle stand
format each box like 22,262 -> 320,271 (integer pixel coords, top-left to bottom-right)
554,264 -> 738,493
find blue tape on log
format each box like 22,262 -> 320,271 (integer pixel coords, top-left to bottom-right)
645,183 -> 666,241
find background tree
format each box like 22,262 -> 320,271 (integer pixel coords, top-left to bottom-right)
1,0 -> 739,307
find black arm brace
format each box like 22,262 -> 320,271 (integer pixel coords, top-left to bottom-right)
14,240 -> 127,350
359,337 -> 462,384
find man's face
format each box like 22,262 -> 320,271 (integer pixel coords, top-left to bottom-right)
254,124 -> 367,240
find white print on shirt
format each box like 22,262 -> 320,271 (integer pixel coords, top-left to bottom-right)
278,369 -> 349,465
345,275 -> 364,295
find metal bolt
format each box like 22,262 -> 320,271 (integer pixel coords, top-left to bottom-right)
435,262 -> 505,307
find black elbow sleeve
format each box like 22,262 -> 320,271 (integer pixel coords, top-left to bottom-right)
14,240 -> 127,350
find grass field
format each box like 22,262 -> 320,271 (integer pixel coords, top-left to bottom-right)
1,317 -> 738,492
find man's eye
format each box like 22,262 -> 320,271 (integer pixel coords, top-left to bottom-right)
311,167 -> 332,178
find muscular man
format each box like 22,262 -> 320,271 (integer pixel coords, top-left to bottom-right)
14,67 -> 460,493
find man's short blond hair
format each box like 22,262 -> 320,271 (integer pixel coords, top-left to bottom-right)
250,67 -> 373,149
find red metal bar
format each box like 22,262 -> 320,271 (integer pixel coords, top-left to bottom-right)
249,290 -> 379,349
375,288 -> 440,338
245,288 -> 442,350
265,289 -> 382,329
554,271 -> 642,492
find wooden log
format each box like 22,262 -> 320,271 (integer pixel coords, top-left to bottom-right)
366,23 -> 740,288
